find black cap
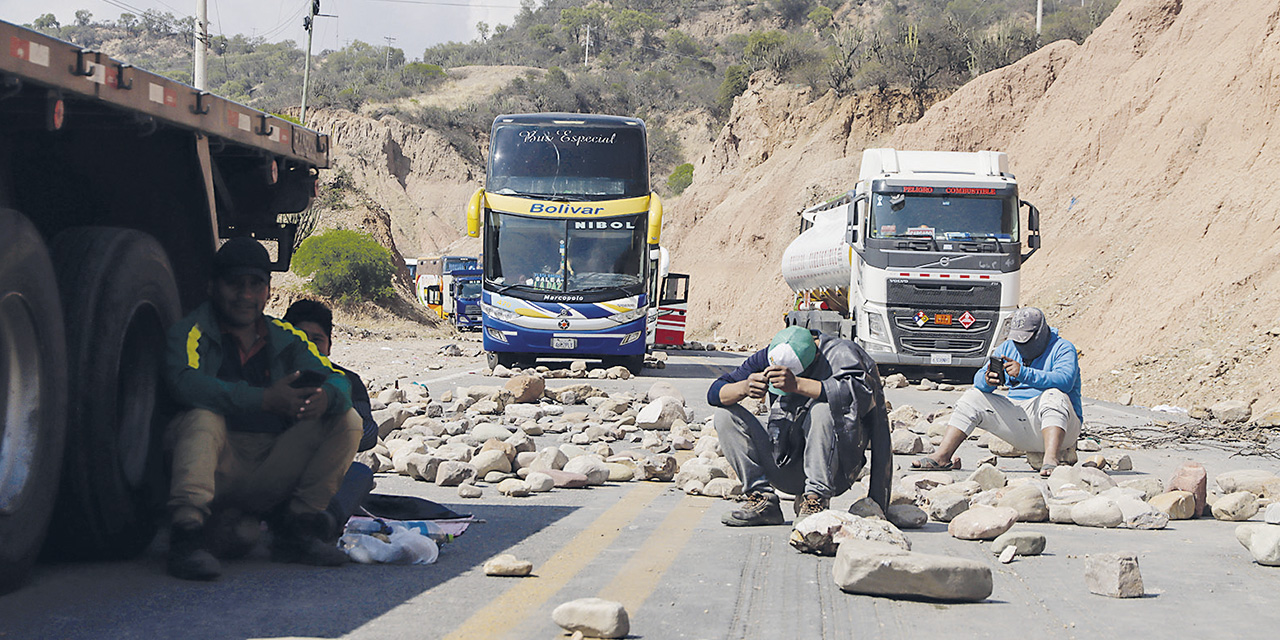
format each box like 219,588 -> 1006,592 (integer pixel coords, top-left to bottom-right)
213,237 -> 271,283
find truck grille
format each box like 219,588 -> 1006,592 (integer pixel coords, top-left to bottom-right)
886,280 -> 1002,310
889,309 -> 998,357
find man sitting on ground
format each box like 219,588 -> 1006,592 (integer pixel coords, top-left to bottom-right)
707,326 -> 891,526
913,307 -> 1082,477
163,237 -> 361,581
284,299 -> 379,538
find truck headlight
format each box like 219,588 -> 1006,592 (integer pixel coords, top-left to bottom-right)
866,312 -> 888,341
609,307 -> 646,324
620,331 -> 642,345
482,303 -> 520,323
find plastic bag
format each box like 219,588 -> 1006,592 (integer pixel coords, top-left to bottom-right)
340,523 -> 439,565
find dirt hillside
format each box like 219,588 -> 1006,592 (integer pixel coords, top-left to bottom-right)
667,0 -> 1280,412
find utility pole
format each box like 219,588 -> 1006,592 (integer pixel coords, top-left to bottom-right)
194,0 -> 208,89
301,0 -> 329,126
583,23 -> 590,65
1036,0 -> 1043,35
384,36 -> 397,72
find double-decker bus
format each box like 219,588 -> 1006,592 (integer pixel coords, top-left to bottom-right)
466,113 -> 662,374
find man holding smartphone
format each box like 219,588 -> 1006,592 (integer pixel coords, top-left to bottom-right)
708,326 -> 891,527
912,307 -> 1082,478
162,237 -> 361,580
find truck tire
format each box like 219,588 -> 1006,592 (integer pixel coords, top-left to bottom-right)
0,209 -> 68,594
43,228 -> 180,560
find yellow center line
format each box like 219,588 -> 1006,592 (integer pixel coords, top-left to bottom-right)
593,494 -> 712,618
442,481 -> 667,640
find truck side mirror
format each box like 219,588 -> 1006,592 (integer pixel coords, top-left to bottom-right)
846,193 -> 867,246
1021,201 -> 1041,262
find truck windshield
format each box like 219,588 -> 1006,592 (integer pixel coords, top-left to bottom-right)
869,193 -> 1018,242
457,281 -> 481,298
485,212 -> 646,292
487,124 -> 648,200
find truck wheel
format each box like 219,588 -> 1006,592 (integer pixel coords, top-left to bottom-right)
0,209 -> 68,594
43,228 -> 180,560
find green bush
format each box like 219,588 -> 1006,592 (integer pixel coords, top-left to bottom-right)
667,163 -> 694,195
292,229 -> 396,304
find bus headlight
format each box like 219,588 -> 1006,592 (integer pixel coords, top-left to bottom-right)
482,303 -> 520,323
620,331 -> 642,345
609,307 -> 646,324
866,312 -> 888,341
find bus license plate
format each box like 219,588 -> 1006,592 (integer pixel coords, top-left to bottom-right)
552,337 -> 577,350
931,354 -> 952,365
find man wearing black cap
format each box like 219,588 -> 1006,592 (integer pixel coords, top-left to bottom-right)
162,237 -> 361,580
913,307 -> 1082,477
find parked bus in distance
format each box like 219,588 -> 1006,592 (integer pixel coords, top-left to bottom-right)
467,113 -> 663,374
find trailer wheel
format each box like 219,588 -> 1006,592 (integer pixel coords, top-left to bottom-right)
0,209 -> 68,594
43,228 -> 180,560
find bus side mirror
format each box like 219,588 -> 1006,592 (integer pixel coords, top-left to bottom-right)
647,192 -> 664,245
466,188 -> 484,238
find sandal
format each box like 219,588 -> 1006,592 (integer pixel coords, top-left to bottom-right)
912,457 -> 960,471
1039,463 -> 1058,478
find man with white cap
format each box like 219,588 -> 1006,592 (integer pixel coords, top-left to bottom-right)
913,306 -> 1082,477
707,326 -> 891,526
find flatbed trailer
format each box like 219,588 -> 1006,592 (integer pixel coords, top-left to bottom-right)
0,20 -> 329,592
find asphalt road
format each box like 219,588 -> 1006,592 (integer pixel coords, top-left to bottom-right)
2,348 -> 1279,640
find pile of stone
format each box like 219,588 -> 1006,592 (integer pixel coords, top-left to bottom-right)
666,337 -> 757,353
881,373 -> 957,392
487,360 -> 634,380
1188,398 -> 1280,428
360,375 -> 728,498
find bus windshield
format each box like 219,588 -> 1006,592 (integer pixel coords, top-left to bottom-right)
869,193 -> 1018,242
485,212 -> 646,293
487,124 -> 648,200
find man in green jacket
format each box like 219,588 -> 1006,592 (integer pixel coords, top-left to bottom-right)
163,237 -> 361,581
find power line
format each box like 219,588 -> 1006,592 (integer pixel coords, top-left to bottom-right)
365,0 -> 525,8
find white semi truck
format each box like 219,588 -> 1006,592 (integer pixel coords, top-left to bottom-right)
781,148 -> 1041,370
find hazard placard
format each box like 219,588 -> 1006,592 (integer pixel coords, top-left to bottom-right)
958,311 -> 976,329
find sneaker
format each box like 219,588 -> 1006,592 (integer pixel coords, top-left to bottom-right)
167,523 -> 222,581
794,493 -> 829,521
721,491 -> 785,527
270,512 -> 349,567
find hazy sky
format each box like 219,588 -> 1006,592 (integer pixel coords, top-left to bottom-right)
0,0 -> 524,60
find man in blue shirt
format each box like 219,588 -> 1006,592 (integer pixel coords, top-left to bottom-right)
914,307 -> 1082,477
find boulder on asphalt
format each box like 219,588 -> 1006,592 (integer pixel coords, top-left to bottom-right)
635,454 -> 678,482
1170,461 -> 1208,516
1267,502 -> 1280,525
562,456 -> 610,486
457,484 -> 483,499
1236,523 -> 1280,566
833,539 -> 993,603
497,478 -> 531,497
966,464 -> 1007,492
472,423 -> 515,441
998,484 -> 1049,522
471,450 -> 512,478
886,504 -> 928,529
991,531 -> 1046,557
543,469 -> 590,489
435,461 -> 477,487
645,381 -> 685,404
1119,477 -> 1165,501
891,429 -> 924,455
1215,469 -> 1280,498
635,396 -> 687,430
790,511 -> 911,556
1085,553 -> 1144,598
603,462 -> 635,483
848,497 -> 886,520
1148,491 -> 1197,520
525,472 -> 555,493
1112,496 -> 1169,530
552,598 -> 629,639
702,477 -> 742,498
484,553 -> 533,577
1071,496 -> 1124,528
1212,491 -> 1259,521
924,491 -> 970,523
947,505 -> 1017,540
504,375 -> 545,404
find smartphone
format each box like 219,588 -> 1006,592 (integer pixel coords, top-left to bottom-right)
291,369 -> 327,389
988,356 -> 1005,385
